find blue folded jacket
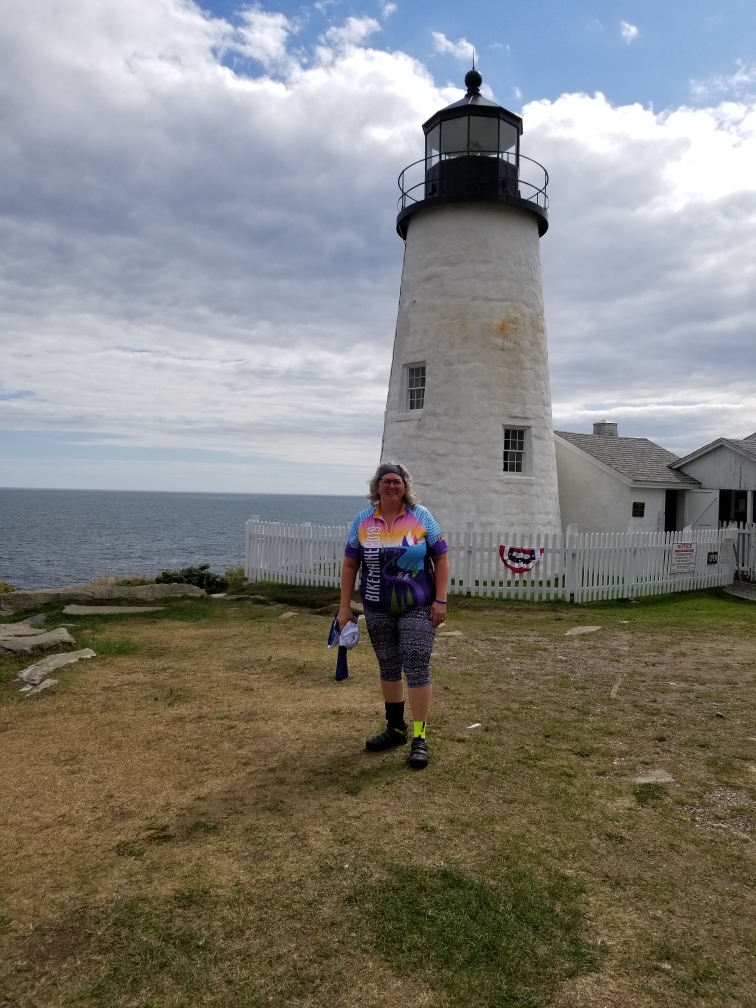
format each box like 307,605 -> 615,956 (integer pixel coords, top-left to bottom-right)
328,617 -> 351,681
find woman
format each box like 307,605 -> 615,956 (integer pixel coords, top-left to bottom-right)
337,462 -> 449,769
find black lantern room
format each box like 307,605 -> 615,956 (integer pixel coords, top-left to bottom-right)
396,70 -> 549,239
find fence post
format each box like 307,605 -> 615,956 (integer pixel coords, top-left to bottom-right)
565,530 -> 577,603
722,528 -> 737,585
464,525 -> 473,596
245,515 -> 260,582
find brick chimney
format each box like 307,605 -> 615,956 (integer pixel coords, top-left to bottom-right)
593,421 -> 618,437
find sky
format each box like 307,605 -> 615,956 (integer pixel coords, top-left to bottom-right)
1,0 -> 755,495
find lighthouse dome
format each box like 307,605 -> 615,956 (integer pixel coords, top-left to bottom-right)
396,71 -> 548,239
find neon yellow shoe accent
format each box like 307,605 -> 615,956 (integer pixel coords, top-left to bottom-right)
413,720 -> 426,740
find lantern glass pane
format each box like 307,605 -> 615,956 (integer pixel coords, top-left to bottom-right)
469,116 -> 498,155
425,124 -> 440,164
440,116 -> 468,157
499,121 -> 518,156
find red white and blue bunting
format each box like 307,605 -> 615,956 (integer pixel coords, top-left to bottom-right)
498,544 -> 545,574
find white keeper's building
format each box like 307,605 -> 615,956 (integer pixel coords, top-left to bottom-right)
554,422 -> 756,533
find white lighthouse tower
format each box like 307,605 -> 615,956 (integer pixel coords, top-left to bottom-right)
381,70 -> 561,536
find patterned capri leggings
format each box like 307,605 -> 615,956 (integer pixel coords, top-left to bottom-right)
364,605 -> 435,689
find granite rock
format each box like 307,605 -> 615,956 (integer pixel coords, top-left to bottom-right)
0,622 -> 48,638
0,627 -> 76,653
632,769 -> 676,784
0,582 -> 205,613
62,605 -> 164,615
18,648 -> 97,685
21,678 -> 60,696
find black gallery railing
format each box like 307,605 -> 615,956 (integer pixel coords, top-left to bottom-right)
397,150 -> 549,212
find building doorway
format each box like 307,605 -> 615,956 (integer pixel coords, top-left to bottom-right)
719,489 -> 748,525
664,489 -> 679,532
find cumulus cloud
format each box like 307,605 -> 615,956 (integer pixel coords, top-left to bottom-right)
0,0 -> 446,491
620,21 -> 639,43
0,0 -> 755,494
381,3 -> 398,17
324,16 -> 380,49
523,92 -> 756,451
236,7 -> 294,68
691,60 -> 756,100
431,32 -> 475,62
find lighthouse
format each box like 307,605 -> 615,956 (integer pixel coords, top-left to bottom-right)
381,70 -> 561,536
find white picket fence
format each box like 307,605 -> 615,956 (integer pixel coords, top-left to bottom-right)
724,523 -> 755,582
245,520 -> 738,603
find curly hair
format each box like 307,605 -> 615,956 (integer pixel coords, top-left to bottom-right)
368,461 -> 419,507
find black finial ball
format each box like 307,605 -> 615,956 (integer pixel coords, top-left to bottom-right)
465,69 -> 482,91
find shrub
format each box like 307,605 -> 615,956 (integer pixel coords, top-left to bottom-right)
0,581 -> 16,594
155,564 -> 227,594
224,566 -> 248,595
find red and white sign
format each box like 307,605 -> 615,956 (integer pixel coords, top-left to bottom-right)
670,542 -> 696,574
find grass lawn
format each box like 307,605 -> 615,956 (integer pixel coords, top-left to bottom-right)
1,588 -> 755,1007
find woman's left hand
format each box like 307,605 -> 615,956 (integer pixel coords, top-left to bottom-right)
430,601 -> 446,628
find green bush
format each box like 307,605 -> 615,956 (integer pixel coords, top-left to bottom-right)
224,566 -> 248,595
155,564 -> 227,594
0,582 -> 16,594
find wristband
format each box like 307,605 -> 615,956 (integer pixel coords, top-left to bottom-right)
434,599 -> 447,605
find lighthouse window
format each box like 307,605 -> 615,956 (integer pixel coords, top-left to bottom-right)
407,364 -> 426,411
503,428 -> 525,472
498,121 -> 518,157
425,124 -> 440,165
441,116 -> 468,157
469,116 -> 498,156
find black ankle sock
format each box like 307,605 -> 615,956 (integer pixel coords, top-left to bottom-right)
385,701 -> 406,730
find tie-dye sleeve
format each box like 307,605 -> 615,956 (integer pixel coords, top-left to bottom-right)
415,506 -> 448,555
344,514 -> 362,559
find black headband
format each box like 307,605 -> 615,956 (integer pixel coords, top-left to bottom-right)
378,465 -> 403,478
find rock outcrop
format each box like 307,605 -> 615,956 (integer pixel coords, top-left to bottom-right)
0,582 -> 205,613
0,627 -> 76,653
18,649 -> 97,685
62,605 -> 164,615
0,622 -> 48,638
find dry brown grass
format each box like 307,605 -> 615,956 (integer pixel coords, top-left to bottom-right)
0,591 -> 755,1007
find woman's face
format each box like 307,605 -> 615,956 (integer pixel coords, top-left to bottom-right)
378,472 -> 405,506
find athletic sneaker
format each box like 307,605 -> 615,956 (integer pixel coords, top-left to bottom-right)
408,737 -> 429,769
365,726 -> 407,751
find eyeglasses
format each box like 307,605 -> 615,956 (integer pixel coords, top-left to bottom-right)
380,478 -> 404,487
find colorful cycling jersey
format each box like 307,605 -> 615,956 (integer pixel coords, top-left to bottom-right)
345,503 -> 448,613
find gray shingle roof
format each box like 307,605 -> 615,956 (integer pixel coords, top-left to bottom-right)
555,431 -> 700,486
725,438 -> 756,461
672,435 -> 756,468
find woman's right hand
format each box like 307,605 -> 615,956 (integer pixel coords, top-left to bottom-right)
336,606 -> 354,630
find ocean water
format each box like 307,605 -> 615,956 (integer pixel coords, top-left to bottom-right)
0,488 -> 365,591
